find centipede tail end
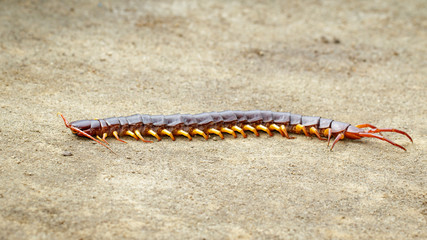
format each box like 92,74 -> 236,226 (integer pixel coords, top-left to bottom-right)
368,128 -> 413,143
344,124 -> 412,151
358,133 -> 407,151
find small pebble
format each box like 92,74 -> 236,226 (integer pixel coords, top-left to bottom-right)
333,37 -> 341,44
62,151 -> 73,156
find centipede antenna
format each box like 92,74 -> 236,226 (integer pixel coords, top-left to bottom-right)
359,133 -> 407,151
58,113 -> 115,153
58,112 -> 71,128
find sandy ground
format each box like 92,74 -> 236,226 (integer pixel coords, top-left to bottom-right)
0,0 -> 426,239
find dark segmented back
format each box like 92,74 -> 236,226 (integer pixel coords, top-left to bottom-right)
290,114 -> 302,126
141,115 -> 152,125
331,121 -> 351,133
272,112 -> 291,124
319,118 -> 333,129
260,111 -> 273,123
209,112 -> 223,123
302,116 -> 320,126
69,110 -> 352,145
126,114 -> 142,133
194,112 -> 213,125
165,114 -> 183,127
75,111 -> 345,140
151,115 -> 166,126
104,117 -> 120,135
245,110 -> 263,123
220,111 -> 238,123
182,114 -> 197,125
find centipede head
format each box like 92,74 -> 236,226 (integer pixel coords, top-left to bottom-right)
58,113 -> 114,152
68,120 -> 95,136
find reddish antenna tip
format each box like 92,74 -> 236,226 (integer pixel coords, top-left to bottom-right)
58,112 -> 71,128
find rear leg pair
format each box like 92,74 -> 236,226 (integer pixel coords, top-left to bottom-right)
330,124 -> 413,151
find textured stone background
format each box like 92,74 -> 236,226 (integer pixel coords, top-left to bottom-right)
0,0 -> 426,239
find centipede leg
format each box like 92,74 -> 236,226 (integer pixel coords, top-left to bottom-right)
269,124 -> 284,137
148,129 -> 162,141
355,124 -> 378,129
134,130 -> 153,143
220,127 -> 237,138
325,128 -> 332,146
177,130 -> 192,140
101,133 -> 109,144
295,124 -> 310,137
208,128 -> 224,139
366,128 -> 413,142
231,126 -> 247,138
355,124 -> 383,136
97,134 -> 110,145
161,129 -> 176,141
243,125 -> 259,137
192,129 -> 209,140
256,125 -> 273,136
126,131 -> 139,140
280,125 -> 294,139
309,127 -> 327,140
330,133 -> 344,151
359,133 -> 407,151
113,131 -> 127,143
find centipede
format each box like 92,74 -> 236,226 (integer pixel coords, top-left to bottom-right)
59,110 -> 412,152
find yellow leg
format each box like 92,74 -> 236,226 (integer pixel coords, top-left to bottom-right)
208,128 -> 224,139
126,130 -> 139,140
295,124 -> 309,137
161,129 -> 175,141
269,124 -> 284,137
113,131 -> 127,143
134,130 -> 153,143
280,125 -> 293,139
148,129 -> 162,141
309,127 -> 326,140
243,125 -> 259,136
192,129 -> 208,140
101,133 -> 110,144
96,135 -> 103,142
220,127 -> 237,138
231,126 -> 247,138
177,130 -> 192,140
256,125 -> 273,136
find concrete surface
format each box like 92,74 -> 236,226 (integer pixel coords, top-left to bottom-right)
0,0 -> 426,239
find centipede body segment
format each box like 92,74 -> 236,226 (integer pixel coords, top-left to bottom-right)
59,110 -> 412,152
